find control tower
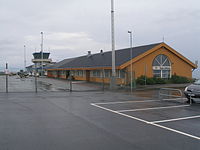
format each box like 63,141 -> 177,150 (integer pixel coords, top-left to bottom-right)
32,51 -> 52,76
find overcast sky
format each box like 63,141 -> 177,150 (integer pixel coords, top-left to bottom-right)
0,0 -> 200,77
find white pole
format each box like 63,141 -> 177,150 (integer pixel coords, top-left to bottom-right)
128,31 -> 133,92
41,32 -> 44,76
111,0 -> 116,88
24,45 -> 26,71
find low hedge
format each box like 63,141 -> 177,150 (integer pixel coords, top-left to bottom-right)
169,75 -> 191,84
136,75 -> 192,85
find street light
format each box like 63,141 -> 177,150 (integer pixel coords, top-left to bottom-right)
41,32 -> 44,76
128,31 -> 133,92
24,45 -> 26,72
110,0 -> 116,89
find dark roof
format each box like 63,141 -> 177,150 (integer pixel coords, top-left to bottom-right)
50,43 -> 161,69
26,65 -> 34,69
47,58 -> 74,69
33,52 -> 50,59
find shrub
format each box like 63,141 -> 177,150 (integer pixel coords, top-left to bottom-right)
146,77 -> 156,85
153,77 -> 166,84
136,76 -> 157,85
169,75 -> 190,84
136,75 -> 191,85
136,75 -> 146,85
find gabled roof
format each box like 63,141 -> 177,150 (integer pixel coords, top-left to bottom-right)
48,42 -> 197,70
120,42 -> 197,69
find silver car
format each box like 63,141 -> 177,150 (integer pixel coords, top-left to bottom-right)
184,79 -> 200,103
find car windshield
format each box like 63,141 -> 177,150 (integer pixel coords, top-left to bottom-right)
194,79 -> 200,85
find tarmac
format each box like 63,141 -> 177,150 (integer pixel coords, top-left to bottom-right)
0,76 -> 199,150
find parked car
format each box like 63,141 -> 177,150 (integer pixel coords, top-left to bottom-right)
184,79 -> 200,103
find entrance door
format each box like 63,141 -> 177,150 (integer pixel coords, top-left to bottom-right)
86,70 -> 90,82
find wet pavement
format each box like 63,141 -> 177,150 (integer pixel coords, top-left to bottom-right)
0,75 -> 199,150
0,75 -> 184,99
0,75 -> 103,92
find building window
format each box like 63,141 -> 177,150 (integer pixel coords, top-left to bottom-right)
104,70 -> 111,78
116,70 -> 120,78
78,70 -> 83,76
74,70 -> 84,76
96,70 -> 101,77
91,70 -> 101,77
152,54 -> 171,78
52,71 -> 57,75
60,70 -> 65,75
120,69 -> 126,78
70,71 -> 75,76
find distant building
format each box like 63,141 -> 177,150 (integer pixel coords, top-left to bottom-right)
26,64 -> 34,75
47,42 -> 197,85
0,71 -> 5,75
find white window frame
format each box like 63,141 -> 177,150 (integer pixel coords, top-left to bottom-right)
152,54 -> 171,78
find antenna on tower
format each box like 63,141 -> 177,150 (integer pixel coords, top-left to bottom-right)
162,36 -> 165,42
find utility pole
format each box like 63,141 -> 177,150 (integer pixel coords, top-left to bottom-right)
41,32 -> 44,76
110,0 -> 116,89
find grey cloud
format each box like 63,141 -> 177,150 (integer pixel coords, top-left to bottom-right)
0,0 -> 199,78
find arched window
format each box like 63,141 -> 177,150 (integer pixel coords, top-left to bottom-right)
152,54 -> 171,78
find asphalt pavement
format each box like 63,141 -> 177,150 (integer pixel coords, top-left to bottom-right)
0,76 -> 199,150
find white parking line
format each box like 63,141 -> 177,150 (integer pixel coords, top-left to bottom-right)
91,103 -> 200,140
92,98 -> 187,105
150,122 -> 200,140
162,98 -> 187,101
151,115 -> 200,124
93,99 -> 160,105
117,105 -> 190,113
90,103 -> 150,124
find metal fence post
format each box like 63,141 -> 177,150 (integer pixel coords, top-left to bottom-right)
35,63 -> 38,93
189,94 -> 192,105
69,77 -> 72,92
102,69 -> 105,91
69,71 -> 72,92
5,63 -> 8,93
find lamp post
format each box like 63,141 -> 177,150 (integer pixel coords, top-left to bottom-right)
24,45 -> 26,72
110,0 -> 116,89
128,31 -> 133,92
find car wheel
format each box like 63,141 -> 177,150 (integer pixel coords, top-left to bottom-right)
186,98 -> 195,104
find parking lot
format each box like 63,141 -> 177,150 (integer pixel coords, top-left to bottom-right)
0,76 -> 200,149
91,98 -> 200,140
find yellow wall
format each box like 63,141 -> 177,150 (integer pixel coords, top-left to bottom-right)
126,47 -> 193,79
74,76 -> 86,81
89,77 -> 124,85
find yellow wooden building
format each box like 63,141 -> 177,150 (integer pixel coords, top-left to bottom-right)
47,42 -> 197,85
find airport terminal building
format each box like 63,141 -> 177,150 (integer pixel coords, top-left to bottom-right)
47,42 -> 197,85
